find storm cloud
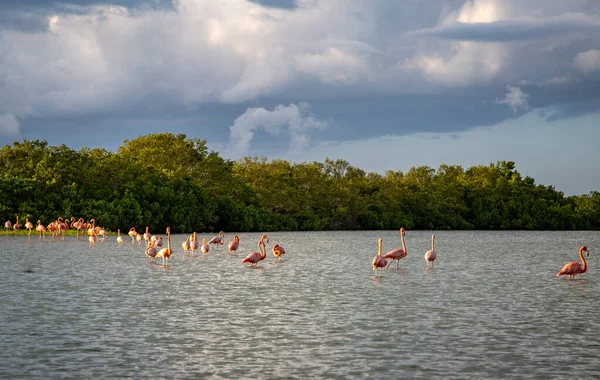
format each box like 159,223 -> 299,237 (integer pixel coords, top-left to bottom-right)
0,0 -> 599,194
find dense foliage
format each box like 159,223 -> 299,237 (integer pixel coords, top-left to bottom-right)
1,134 -> 598,232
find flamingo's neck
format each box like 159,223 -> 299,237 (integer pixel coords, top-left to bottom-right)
432,235 -> 435,251
260,242 -> 266,259
401,232 -> 406,253
580,248 -> 587,273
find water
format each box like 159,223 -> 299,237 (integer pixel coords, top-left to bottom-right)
1,230 -> 599,379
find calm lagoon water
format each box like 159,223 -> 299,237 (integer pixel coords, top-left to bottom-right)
1,230 -> 599,379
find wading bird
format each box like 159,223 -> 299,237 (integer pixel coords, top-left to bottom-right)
116,229 -> 124,247
128,227 -> 138,244
384,227 -> 408,269
372,238 -> 388,276
4,219 -> 12,231
24,218 -> 34,236
36,220 -> 46,238
272,244 -> 286,262
557,246 -> 590,279
242,235 -> 268,266
146,241 -> 158,259
190,232 -> 199,255
13,216 -> 21,230
209,231 -> 225,248
228,235 -> 240,253
424,234 -> 437,268
201,238 -> 209,254
182,236 -> 191,254
155,227 -> 173,266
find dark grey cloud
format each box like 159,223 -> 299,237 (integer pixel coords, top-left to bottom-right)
0,0 -> 174,32
1,0 -> 599,163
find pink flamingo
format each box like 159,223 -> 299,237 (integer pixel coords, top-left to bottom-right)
13,216 -> 21,230
36,220 -> 46,238
47,221 -> 58,238
272,244 -> 286,262
155,237 -> 164,248
424,234 -> 437,268
201,238 -> 209,254
4,219 -> 11,231
128,227 -> 138,244
228,235 -> 240,253
89,232 -> 97,247
182,236 -> 191,254
384,227 -> 407,269
155,227 -> 173,266
57,217 -> 68,238
209,231 -> 225,248
71,217 -> 84,237
25,218 -> 34,236
242,235 -> 269,266
116,229 -> 124,247
143,227 -> 151,242
87,219 -> 96,235
136,233 -> 142,245
557,246 -> 590,279
372,238 -> 388,276
145,241 -> 157,259
95,226 -> 107,239
190,232 -> 199,255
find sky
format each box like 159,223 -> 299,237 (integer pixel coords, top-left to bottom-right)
0,0 -> 599,195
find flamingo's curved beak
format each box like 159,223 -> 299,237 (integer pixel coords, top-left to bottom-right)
585,250 -> 590,257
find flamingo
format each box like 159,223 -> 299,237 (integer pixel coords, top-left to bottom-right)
155,237 -> 164,248
155,227 -> 173,266
190,232 -> 199,255
242,236 -> 268,266
117,229 -> 124,247
182,236 -> 191,254
13,216 -> 21,230
128,227 -> 138,244
372,238 -> 388,276
228,235 -> 240,253
47,221 -> 58,238
143,227 -> 151,242
96,226 -> 107,239
57,217 -> 68,237
145,241 -> 158,259
136,233 -> 142,245
36,220 -> 46,238
24,218 -> 34,236
4,219 -> 11,231
424,234 -> 437,268
89,232 -> 97,247
384,227 -> 408,269
272,244 -> 286,262
557,246 -> 590,279
72,217 -> 86,237
209,231 -> 225,248
201,238 -> 209,254
87,219 -> 96,235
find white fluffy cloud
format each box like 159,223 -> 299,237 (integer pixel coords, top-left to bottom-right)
0,0 -> 598,143
496,86 -> 529,114
226,102 -> 327,158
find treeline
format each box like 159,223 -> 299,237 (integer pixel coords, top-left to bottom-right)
1,133 -> 598,233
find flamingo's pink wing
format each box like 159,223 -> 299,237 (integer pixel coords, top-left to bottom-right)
384,248 -> 405,260
557,262 -> 582,276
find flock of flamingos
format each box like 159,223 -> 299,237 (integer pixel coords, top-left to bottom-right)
3,216 -> 592,278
